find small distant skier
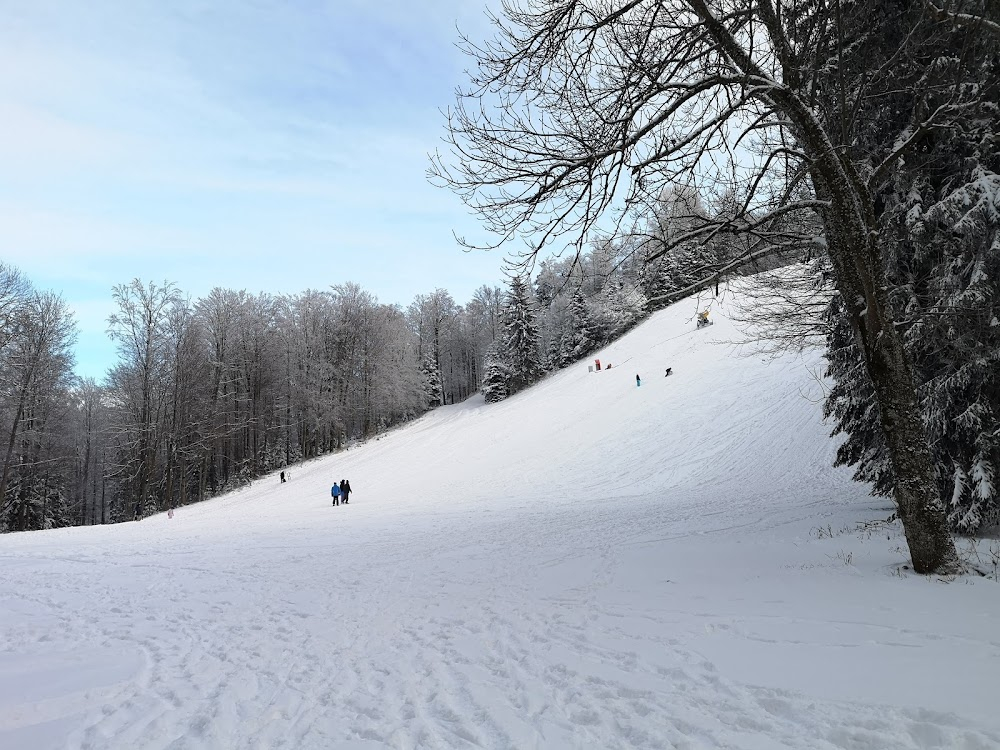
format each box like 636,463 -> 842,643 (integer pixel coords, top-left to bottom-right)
697,309 -> 712,328
340,479 -> 352,504
636,373 -> 641,387
280,470 -> 286,483
331,482 -> 342,506
595,358 -> 601,371
664,367 -> 673,377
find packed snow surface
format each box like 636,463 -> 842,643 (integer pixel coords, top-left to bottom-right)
2,284 -> 999,750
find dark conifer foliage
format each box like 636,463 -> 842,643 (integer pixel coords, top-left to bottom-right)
481,348 -> 511,404
500,276 -> 544,394
821,0 -> 1000,532
566,290 -> 599,362
421,355 -> 444,408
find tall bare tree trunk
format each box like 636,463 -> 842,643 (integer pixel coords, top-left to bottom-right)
691,0 -> 961,573
0,357 -> 37,509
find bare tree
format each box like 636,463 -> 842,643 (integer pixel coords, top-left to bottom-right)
430,0 -> 999,573
195,288 -> 244,492
0,262 -> 518,529
466,284 -> 506,386
0,263 -> 31,357
107,279 -> 181,519
0,292 -> 77,528
71,377 -> 110,526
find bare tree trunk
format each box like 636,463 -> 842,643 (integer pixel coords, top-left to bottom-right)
692,0 -> 961,573
0,358 -> 37,509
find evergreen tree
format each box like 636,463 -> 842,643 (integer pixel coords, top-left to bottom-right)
566,290 -> 598,361
546,331 -> 567,370
501,276 -> 544,393
480,343 -> 511,403
592,281 -> 648,340
421,355 -> 444,408
639,259 -> 672,310
821,0 -> 1000,533
825,175 -> 1000,532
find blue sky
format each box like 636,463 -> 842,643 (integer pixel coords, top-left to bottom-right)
0,0 -> 508,378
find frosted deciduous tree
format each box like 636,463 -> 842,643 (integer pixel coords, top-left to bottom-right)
106,279 -> 181,519
825,153 -> 1000,533
0,291 -> 77,530
70,377 -> 111,526
0,263 -> 517,531
365,304 -> 426,427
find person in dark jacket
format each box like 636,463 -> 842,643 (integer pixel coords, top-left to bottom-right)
331,483 -> 341,506
340,479 -> 352,504
636,373 -> 641,387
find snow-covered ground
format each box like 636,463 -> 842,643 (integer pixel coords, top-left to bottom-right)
2,285 -> 998,750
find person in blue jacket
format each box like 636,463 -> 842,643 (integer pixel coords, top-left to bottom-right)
331,482 -> 342,506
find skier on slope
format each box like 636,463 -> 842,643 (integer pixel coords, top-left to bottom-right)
696,309 -> 712,328
340,479 -> 352,504
331,482 -> 342,506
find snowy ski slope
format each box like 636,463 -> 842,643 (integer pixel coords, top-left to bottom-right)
1,281 -> 998,749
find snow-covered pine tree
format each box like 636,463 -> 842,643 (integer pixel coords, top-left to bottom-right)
533,265 -> 572,371
639,258 -> 672,310
501,276 -> 544,393
420,354 -> 444,408
635,184 -> 716,307
917,204 -> 1000,531
546,331 -> 567,370
901,161 -> 1000,531
824,186 -> 1000,532
823,293 -> 892,493
480,342 -> 511,403
821,0 -> 1000,532
592,281 -> 648,340
566,290 -> 598,361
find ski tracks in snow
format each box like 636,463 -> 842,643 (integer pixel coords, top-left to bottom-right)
3,290 -> 1000,749
3,504 -> 999,749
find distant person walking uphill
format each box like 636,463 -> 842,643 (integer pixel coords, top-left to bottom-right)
636,373 -> 641,387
